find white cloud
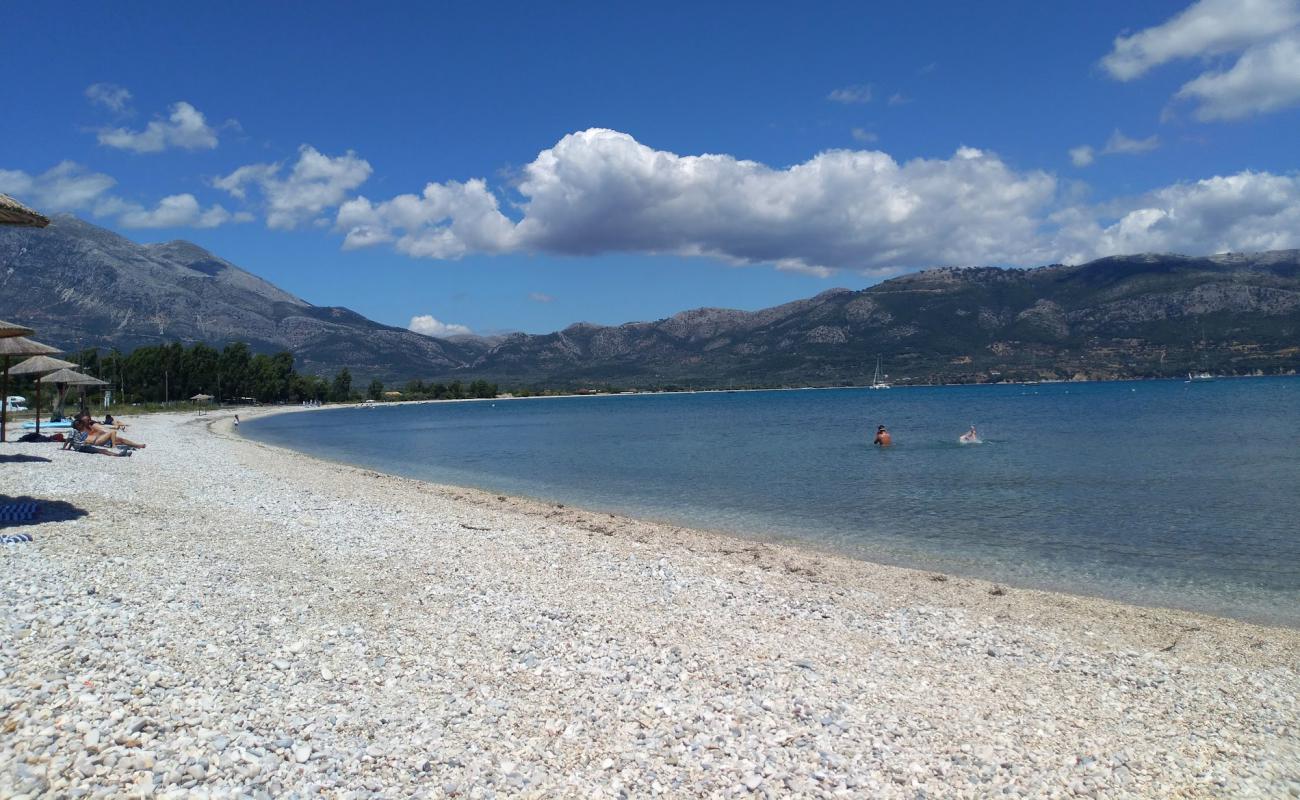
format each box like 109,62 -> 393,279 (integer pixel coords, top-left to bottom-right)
1050,170 -> 1300,262
98,101 -> 221,153
827,84 -> 872,104
1176,30 -> 1300,119
528,292 -> 555,303
1101,0 -> 1299,80
850,128 -> 878,143
331,128 -> 1300,273
409,314 -> 472,338
1101,0 -> 1300,119
1069,130 -> 1159,168
887,92 -> 910,106
1103,129 -> 1161,155
0,162 -> 244,229
110,193 -> 246,229
216,145 -> 372,229
336,129 -> 1062,274
0,162 -> 116,210
85,82 -> 132,113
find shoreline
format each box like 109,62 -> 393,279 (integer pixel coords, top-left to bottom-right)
3,409 -> 1298,797
240,402 -> 1298,632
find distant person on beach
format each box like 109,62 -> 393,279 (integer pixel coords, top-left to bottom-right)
873,425 -> 892,446
234,414 -> 240,427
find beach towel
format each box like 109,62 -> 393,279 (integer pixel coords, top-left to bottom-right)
0,502 -> 41,524
1,532 -> 34,544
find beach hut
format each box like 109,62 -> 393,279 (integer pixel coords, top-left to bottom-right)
0,336 -> 62,442
8,355 -> 77,435
39,368 -> 108,421
0,193 -> 50,228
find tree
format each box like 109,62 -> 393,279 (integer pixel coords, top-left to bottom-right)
330,368 -> 353,402
367,378 -> 384,401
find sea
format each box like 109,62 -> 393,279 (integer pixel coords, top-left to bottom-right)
243,378 -> 1300,627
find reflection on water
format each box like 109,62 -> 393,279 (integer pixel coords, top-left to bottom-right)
245,379 -> 1300,626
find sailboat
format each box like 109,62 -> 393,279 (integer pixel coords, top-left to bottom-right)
869,356 -> 891,389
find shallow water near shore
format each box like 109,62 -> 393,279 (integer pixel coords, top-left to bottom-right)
245,378 -> 1300,626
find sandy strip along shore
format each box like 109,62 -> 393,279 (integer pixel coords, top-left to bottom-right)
2,409 -> 1298,799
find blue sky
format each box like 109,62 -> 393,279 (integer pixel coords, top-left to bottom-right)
3,0 -> 1299,336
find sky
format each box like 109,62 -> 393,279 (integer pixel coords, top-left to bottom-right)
3,0 -> 1299,336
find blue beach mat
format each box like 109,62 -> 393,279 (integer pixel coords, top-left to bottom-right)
0,502 -> 41,524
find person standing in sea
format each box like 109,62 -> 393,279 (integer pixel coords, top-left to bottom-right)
873,425 -> 892,446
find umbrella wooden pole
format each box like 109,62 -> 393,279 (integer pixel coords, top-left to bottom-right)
1,354 -> 8,442
34,377 -> 42,436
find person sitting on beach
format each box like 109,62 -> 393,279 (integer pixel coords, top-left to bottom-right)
63,419 -> 132,457
873,425 -> 892,446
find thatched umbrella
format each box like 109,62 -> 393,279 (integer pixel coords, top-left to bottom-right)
190,393 -> 213,402
0,319 -> 35,338
0,336 -> 62,442
39,368 -> 108,422
9,355 -> 78,435
0,193 -> 50,228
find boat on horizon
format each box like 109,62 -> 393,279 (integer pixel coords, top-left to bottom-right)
869,356 -> 891,390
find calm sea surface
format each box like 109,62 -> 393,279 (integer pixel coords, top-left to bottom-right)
244,379 -> 1300,626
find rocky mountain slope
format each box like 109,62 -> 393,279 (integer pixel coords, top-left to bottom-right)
0,216 -> 470,379
3,216 -> 1297,386
453,251 -> 1300,386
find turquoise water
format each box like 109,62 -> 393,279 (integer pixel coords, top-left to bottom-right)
245,379 -> 1300,626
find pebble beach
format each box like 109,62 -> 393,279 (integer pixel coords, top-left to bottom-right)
2,408 -> 1298,799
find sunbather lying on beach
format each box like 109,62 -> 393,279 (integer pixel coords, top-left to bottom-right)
63,419 -> 132,456
76,413 -> 145,449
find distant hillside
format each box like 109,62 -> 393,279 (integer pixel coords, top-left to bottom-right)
2,216 -> 1298,386
445,251 -> 1300,386
0,216 -> 471,379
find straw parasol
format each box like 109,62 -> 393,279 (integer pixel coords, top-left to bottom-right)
0,193 -> 50,228
0,336 -> 62,442
9,355 -> 78,435
0,319 -> 35,338
40,368 -> 108,422
190,393 -> 213,401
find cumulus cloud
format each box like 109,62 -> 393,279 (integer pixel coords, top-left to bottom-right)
409,314 -> 472,338
1049,170 -> 1300,263
1069,130 -> 1159,168
216,145 -> 372,229
108,194 -> 249,229
336,128 -> 1059,274
1176,30 -> 1300,119
0,162 -> 116,210
1103,129 -> 1161,155
827,84 -> 872,104
1101,0 -> 1298,79
1101,0 -> 1300,119
97,101 -> 221,153
1069,145 -> 1096,167
85,82 -> 132,113
0,161 -> 245,230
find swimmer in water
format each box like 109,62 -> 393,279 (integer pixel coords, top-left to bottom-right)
873,424 -> 892,446
960,425 -> 978,443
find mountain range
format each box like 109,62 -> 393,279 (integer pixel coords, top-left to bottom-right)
2,216 -> 1298,386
